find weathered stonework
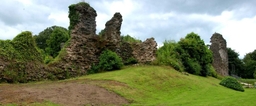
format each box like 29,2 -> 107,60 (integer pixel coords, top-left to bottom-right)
210,33 -> 229,76
51,2 -> 157,76
132,38 -> 157,63
102,12 -> 122,49
50,3 -> 101,77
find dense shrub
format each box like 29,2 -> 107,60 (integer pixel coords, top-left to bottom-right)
121,35 -> 142,43
219,77 -> 244,92
0,31 -> 55,83
124,57 -> 138,65
207,64 -> 218,78
0,31 -> 43,62
88,50 -> 123,74
156,40 -> 184,71
157,33 -> 214,77
98,50 -> 123,71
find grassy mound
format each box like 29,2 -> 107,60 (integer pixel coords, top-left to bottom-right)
83,66 -> 256,106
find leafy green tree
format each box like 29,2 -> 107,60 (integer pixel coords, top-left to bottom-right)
227,48 -> 245,76
242,50 -> 256,78
156,40 -> 184,71
45,27 -> 70,58
34,26 -> 68,51
177,32 -> 213,76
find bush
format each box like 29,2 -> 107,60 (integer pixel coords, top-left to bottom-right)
44,55 -> 54,64
121,35 -> 142,43
87,64 -> 100,74
124,57 -> 138,65
185,59 -> 201,75
88,50 -> 123,74
12,31 -> 43,62
207,64 -> 218,78
99,50 -> 123,71
156,40 -> 184,71
219,77 -> 244,92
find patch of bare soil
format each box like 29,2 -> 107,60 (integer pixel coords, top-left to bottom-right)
0,80 -> 129,106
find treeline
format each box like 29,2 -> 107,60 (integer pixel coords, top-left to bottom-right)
155,32 -> 216,77
1,25 -> 255,83
228,48 -> 256,79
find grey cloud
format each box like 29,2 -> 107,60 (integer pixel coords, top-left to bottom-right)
0,1 -> 52,26
1,0 -> 256,55
138,0 -> 256,15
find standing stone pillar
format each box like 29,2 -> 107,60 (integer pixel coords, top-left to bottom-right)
210,33 -> 229,76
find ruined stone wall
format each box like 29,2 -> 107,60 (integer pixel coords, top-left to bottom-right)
210,33 -> 228,76
101,13 -> 157,63
52,2 -> 157,76
0,2 -> 158,82
131,38 -> 157,63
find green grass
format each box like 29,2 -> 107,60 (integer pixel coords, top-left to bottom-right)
2,65 -> 256,105
81,65 -> 256,106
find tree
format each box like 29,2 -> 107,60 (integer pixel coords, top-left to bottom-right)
156,40 -> 184,71
34,26 -> 68,51
177,32 -> 213,76
242,50 -> 256,78
45,27 -> 70,58
227,48 -> 245,76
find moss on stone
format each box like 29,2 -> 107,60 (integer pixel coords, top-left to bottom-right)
68,2 -> 90,31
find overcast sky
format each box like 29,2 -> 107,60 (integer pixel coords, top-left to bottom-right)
0,0 -> 256,58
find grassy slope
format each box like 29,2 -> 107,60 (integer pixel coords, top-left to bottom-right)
3,65 -> 256,106
81,65 -> 256,106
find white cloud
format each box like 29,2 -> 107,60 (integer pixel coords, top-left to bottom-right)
17,0 -> 33,6
96,12 -> 110,33
102,0 -> 138,16
48,11 -> 69,28
0,0 -> 256,58
0,21 -> 21,40
149,12 -> 175,20
218,16 -> 256,57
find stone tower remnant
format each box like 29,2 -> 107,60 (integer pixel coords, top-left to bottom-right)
210,33 -> 228,76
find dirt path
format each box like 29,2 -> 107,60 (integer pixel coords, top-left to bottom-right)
0,80 -> 129,106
